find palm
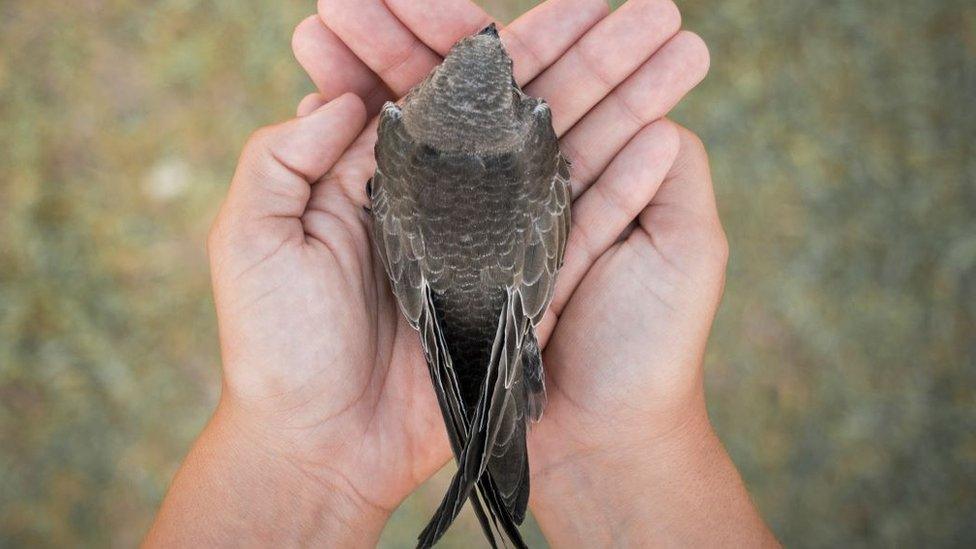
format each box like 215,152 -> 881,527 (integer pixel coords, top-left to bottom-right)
212,130 -> 455,510
291,154 -> 455,508
536,199 -> 728,455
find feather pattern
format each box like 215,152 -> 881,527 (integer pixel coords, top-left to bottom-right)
368,26 -> 570,548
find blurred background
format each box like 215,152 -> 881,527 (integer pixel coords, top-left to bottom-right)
1,0 -> 973,546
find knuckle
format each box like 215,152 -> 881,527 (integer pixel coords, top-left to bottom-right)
675,217 -> 728,275
243,126 -> 275,158
247,126 -> 273,146
642,118 -> 681,159
328,162 -> 371,190
676,125 -> 708,163
576,42 -> 616,90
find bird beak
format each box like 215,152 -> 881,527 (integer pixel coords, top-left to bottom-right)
479,23 -> 499,38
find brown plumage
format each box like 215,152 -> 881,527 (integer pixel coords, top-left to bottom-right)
368,24 -> 570,548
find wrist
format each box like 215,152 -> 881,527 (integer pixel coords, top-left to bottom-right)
529,399 -> 777,547
146,398 -> 390,547
530,403 -> 715,542
212,397 -> 393,543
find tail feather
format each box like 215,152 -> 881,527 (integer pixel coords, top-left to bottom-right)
478,473 -> 528,548
418,296 -> 524,547
417,473 -> 527,549
467,488 -> 500,549
416,289 -> 535,547
416,420 -> 487,547
418,299 -> 500,548
487,407 -> 530,523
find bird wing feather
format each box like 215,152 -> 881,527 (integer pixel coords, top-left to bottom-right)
415,102 -> 573,543
371,103 -> 528,549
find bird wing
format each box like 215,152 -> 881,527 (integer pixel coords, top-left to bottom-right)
506,101 -> 571,420
485,146 -> 571,531
370,103 -> 526,548
418,102 -> 573,545
516,152 -> 571,324
418,287 -> 529,548
371,98 -> 570,548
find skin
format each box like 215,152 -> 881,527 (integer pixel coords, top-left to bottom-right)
145,0 -> 779,546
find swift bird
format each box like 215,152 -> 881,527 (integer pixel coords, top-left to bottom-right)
368,24 -> 570,548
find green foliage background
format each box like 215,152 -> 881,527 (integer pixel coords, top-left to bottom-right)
1,0 -> 973,546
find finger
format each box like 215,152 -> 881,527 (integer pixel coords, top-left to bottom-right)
637,123 -> 728,283
292,15 -> 393,114
307,116 -> 381,212
296,93 -> 327,117
384,0 -> 609,85
642,123 -> 721,230
225,93 -> 367,223
318,0 -> 442,97
550,119 -> 680,315
561,30 -> 710,198
383,0 -> 491,55
504,0 -> 611,85
302,115 -> 382,251
525,0 -> 682,135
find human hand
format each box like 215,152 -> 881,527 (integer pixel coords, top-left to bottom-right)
184,2 -> 673,545
145,1 -> 777,546
290,0 -> 755,543
294,0 -> 712,425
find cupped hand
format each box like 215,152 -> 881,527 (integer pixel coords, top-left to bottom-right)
211,0 -> 677,525
285,0 -> 718,523
207,86 -> 441,519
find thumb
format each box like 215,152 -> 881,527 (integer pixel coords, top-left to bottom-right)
222,92 -> 367,226
639,122 -> 728,292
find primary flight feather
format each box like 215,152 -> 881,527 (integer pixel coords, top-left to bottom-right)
368,24 -> 570,548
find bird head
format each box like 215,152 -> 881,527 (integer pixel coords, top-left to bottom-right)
432,24 -> 513,107
402,24 -> 523,154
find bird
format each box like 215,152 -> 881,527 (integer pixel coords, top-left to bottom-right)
367,23 -> 570,548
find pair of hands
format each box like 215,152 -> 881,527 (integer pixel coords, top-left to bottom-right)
148,0 -> 775,546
